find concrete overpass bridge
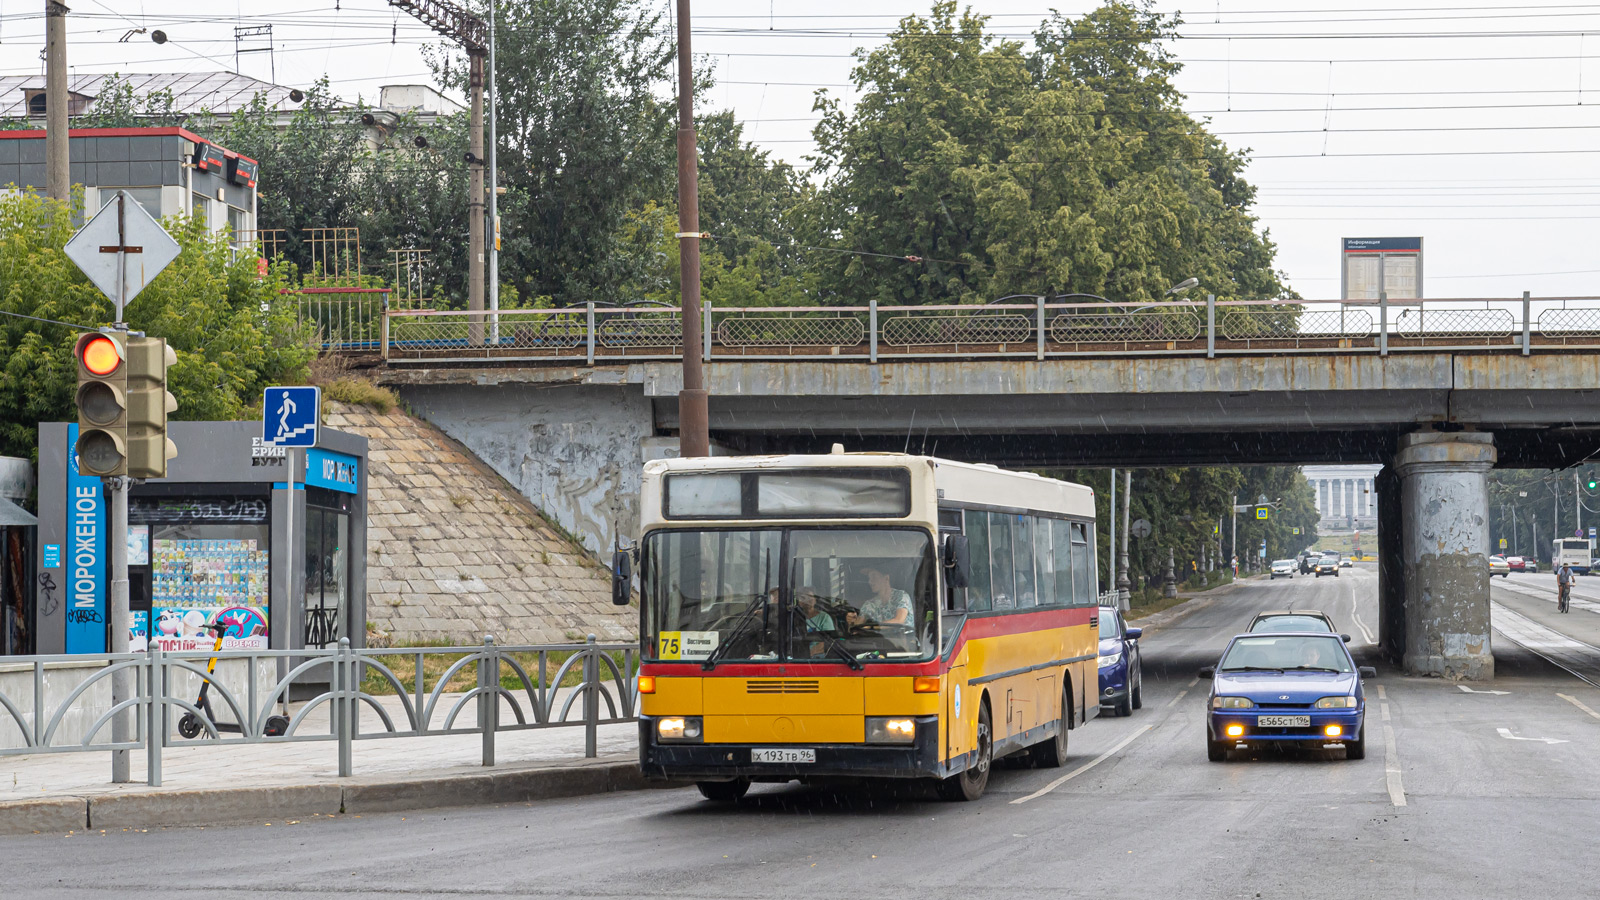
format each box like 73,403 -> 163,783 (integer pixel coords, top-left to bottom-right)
336,296 -> 1600,682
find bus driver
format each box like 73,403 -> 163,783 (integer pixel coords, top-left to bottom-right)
846,565 -> 913,627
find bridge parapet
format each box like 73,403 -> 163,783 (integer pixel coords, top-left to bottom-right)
358,295 -> 1600,366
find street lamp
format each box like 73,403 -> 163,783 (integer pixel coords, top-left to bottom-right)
1165,277 -> 1199,296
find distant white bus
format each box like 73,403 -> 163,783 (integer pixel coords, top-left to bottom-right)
1551,538 -> 1591,575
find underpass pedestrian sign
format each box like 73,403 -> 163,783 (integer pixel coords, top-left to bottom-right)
263,386 -> 320,447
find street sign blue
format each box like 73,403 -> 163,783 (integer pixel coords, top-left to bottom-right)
263,386 -> 320,447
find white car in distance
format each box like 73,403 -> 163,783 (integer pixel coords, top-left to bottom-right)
1270,559 -> 1296,579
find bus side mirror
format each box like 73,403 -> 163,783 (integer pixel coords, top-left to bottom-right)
943,534 -> 970,589
611,550 -> 633,606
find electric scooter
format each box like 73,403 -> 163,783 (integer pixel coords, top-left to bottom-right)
177,622 -> 290,738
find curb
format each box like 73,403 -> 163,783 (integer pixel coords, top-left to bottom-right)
0,798 -> 87,835
0,758 -> 658,834
1130,578 -> 1253,632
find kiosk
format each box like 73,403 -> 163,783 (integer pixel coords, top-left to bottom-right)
33,422 -> 368,655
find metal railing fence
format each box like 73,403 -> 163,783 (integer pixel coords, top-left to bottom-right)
0,635 -> 637,787
376,295 -> 1600,364
294,288 -> 391,352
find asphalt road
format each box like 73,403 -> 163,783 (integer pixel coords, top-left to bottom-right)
6,566 -> 1599,899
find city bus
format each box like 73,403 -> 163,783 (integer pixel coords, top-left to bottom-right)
619,450 -> 1104,802
1552,538 -> 1591,575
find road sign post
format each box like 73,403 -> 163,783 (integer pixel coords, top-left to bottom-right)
64,190 -> 180,784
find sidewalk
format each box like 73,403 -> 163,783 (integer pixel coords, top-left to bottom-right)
0,714 -> 651,834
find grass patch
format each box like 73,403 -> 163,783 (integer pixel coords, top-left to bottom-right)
358,643 -> 633,697
322,376 -> 399,413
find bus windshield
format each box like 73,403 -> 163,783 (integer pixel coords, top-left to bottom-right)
642,528 -> 937,663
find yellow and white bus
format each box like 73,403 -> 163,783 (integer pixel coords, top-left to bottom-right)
621,451 -> 1103,801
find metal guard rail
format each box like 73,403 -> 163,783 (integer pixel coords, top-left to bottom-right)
0,635 -> 637,787
368,295 -> 1600,363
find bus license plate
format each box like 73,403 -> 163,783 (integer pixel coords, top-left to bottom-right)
752,748 -> 815,764
1257,715 -> 1311,727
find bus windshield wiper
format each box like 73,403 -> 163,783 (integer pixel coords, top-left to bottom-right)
702,595 -> 766,671
802,615 -> 863,670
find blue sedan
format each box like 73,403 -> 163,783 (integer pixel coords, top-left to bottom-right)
1199,632 -> 1377,762
1097,606 -> 1143,716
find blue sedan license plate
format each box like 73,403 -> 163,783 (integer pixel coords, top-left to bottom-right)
1257,715 -> 1311,727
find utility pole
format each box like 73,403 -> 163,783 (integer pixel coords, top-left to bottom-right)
1575,470 -> 1582,540
675,0 -> 709,457
44,1 -> 70,202
1108,469 -> 1116,594
487,1 -> 499,346
1118,470 -> 1131,609
384,1 -> 487,340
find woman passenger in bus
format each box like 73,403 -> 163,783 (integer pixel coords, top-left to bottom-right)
846,565 -> 913,627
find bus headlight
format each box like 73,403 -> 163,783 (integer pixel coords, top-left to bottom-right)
866,717 -> 916,743
657,716 -> 703,742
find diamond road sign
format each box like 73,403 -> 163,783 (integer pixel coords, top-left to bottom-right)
263,386 -> 321,448
63,191 -> 181,319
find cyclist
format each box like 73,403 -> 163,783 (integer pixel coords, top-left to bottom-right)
1557,562 -> 1574,614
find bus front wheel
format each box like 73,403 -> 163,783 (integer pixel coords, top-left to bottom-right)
696,778 -> 751,802
939,702 -> 992,801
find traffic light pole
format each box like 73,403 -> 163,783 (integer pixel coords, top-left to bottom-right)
106,474 -> 130,782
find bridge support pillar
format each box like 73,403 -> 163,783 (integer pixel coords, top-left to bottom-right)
1396,432 -> 1497,680
1375,464 -> 1404,663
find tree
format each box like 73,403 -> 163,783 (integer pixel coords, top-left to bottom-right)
427,0 -> 677,307
807,1 -> 1289,307
0,190 -> 314,462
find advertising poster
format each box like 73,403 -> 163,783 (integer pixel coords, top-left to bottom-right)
144,537 -> 270,650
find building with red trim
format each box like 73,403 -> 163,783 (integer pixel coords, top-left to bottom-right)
0,126 -> 257,243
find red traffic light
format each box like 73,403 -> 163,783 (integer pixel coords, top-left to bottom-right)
79,334 -> 123,376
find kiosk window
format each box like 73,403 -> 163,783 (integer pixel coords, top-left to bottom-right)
304,488 -> 350,648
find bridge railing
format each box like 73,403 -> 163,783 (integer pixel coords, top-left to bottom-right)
377,296 -> 1600,364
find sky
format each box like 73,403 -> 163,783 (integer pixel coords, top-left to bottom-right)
3,1 -> 1600,301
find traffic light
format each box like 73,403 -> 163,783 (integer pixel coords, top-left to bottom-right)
74,332 -> 127,476
125,336 -> 178,479
1589,478 -> 1597,490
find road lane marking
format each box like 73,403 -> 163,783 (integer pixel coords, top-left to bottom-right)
1458,685 -> 1511,695
1377,685 -> 1406,808
1558,693 -> 1600,721
1164,689 -> 1189,709
1496,727 -> 1568,744
1187,678 -> 1198,688
1352,612 -> 1376,646
1010,725 -> 1153,805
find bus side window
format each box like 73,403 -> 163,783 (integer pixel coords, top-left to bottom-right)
1053,519 -> 1072,604
964,510 -> 992,612
1071,523 -> 1091,606
1033,516 -> 1055,607
1014,515 -> 1037,608
989,512 -> 1015,609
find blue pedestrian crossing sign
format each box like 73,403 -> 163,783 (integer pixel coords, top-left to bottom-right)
263,386 -> 320,447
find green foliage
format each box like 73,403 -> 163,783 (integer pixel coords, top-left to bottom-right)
0,190 -> 315,462
806,1 -> 1289,306
1066,464 -> 1319,592
428,0 -> 677,307
1490,466 -> 1600,562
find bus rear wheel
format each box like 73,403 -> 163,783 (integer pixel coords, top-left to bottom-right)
696,778 -> 751,802
1027,686 -> 1070,768
939,702 -> 992,801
